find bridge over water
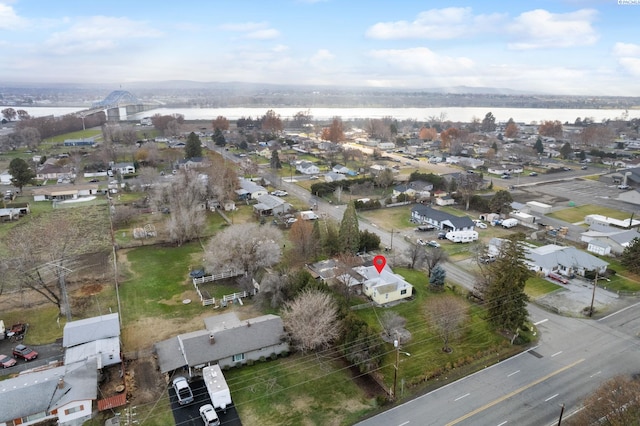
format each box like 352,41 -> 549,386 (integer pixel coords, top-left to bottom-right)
76,90 -> 156,125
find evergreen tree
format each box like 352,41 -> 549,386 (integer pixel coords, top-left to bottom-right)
8,158 -> 35,192
213,128 -> 226,146
534,137 -> 544,154
185,132 -> 203,159
429,265 -> 446,291
481,112 -> 497,132
323,221 -> 341,256
339,202 -> 360,254
358,229 -> 380,252
489,190 -> 513,215
270,150 -> 282,169
483,235 -> 530,337
560,142 -> 573,159
621,238 -> 640,274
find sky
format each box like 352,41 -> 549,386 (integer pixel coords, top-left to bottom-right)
1,0 -> 640,96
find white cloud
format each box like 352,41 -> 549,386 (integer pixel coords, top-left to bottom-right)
309,49 -> 334,67
246,28 -> 280,40
613,42 -> 640,76
369,47 -> 474,75
366,7 -> 505,40
44,16 -> 163,55
507,9 -> 598,50
0,2 -> 26,29
272,44 -> 289,52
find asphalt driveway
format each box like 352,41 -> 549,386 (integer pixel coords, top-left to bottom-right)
0,336 -> 64,375
169,377 -> 242,426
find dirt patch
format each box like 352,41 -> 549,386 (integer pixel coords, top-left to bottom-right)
125,357 -> 166,405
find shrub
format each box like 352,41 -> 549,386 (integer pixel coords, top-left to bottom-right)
270,352 -> 278,361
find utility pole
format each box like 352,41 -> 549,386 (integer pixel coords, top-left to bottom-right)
392,335 -> 399,399
557,403 -> 565,425
589,270 -> 598,317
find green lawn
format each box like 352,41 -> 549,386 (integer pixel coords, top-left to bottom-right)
356,268 -> 512,393
525,276 -> 563,298
359,205 -> 414,231
548,204 -> 633,223
118,243 -> 204,323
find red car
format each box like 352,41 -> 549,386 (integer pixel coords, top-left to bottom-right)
0,354 -> 17,368
12,344 -> 38,361
548,273 -> 569,284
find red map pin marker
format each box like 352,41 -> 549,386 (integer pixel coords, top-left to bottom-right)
373,255 -> 387,274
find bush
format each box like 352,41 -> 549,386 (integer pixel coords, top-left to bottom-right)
259,356 -> 266,362
246,359 -> 255,366
270,352 -> 278,361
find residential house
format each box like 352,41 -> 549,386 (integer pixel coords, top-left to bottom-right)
236,178 -> 268,200
257,147 -> 273,159
154,312 -> 289,377
112,162 -> 135,175
582,227 -> 640,256
306,258 -> 367,294
392,184 -> 416,198
36,164 -> 74,181
353,264 -> 413,305
0,169 -> 12,185
408,180 -> 434,198
63,313 -> 121,369
177,157 -> 211,170
296,161 -> 320,175
32,183 -> 99,202
253,194 -> 292,217
411,205 -> 475,232
0,358 -> 98,426
324,171 -> 347,183
435,195 -> 455,206
332,164 -> 356,175
524,244 -> 609,277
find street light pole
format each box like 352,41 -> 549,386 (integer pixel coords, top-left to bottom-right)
392,334 -> 410,399
589,270 -> 598,317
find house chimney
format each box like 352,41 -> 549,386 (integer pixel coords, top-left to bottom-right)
209,333 -> 215,344
58,377 -> 65,389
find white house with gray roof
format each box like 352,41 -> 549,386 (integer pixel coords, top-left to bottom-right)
0,358 -> 98,426
354,264 -> 413,305
524,244 -> 608,277
155,312 -> 288,377
253,194 -> 292,216
411,205 -> 475,232
236,178 -> 268,200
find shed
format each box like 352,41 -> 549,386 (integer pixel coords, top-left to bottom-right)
63,313 -> 120,348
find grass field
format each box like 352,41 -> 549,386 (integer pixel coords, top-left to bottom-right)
525,276 -> 563,298
548,204 -> 633,223
359,205 -> 414,231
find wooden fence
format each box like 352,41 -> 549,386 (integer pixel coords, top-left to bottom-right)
192,269 -> 243,306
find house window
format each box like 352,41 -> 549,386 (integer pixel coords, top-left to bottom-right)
64,405 -> 84,416
232,353 -> 245,363
400,289 -> 407,295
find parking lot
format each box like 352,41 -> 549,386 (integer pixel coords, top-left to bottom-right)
169,377 -> 242,426
0,335 -> 64,375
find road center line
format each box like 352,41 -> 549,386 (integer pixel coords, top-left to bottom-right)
445,358 -> 585,426
398,422 -> 410,426
544,393 -> 559,402
551,351 -> 563,357
454,393 -> 470,401
507,370 -> 520,377
533,319 -> 548,325
497,421 -> 508,426
590,371 -> 601,378
598,301 -> 640,321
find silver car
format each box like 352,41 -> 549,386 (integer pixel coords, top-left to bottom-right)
172,376 -> 194,405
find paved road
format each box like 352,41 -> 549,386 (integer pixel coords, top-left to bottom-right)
356,302 -> 640,426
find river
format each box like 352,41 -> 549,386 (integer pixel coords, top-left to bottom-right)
2,105 -> 639,124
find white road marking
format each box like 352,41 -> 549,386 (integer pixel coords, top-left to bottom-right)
497,422 -> 508,426
598,301 -> 640,321
545,393 -> 559,402
551,351 -> 563,357
590,371 -> 602,378
454,393 -> 470,401
533,318 -> 548,325
507,370 -> 520,377
398,422 -> 410,426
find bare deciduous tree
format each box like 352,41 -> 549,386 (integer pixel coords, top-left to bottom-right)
380,311 -> 407,342
204,223 -> 283,277
405,244 -> 427,269
567,375 -> 640,426
282,289 -> 341,353
425,247 -> 448,277
288,219 -> 318,264
152,169 -> 207,246
425,295 -> 469,353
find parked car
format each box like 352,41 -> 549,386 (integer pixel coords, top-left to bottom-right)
529,172 -> 538,176
500,174 -> 511,179
199,404 -> 220,426
474,221 -> 488,229
415,225 -> 435,232
172,376 -> 194,405
189,269 -> 205,279
479,256 -> 496,264
12,344 -> 38,361
427,240 -> 441,248
416,239 -> 427,246
270,190 -> 288,197
0,354 -> 17,368
548,273 -> 569,284
437,232 -> 447,240
581,165 -> 588,170
618,184 -> 630,190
